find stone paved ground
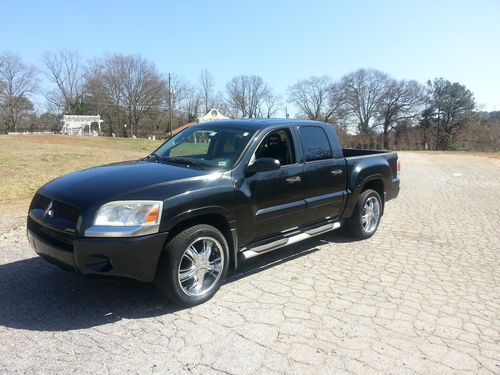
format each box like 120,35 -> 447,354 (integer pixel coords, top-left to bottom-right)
0,152 -> 499,374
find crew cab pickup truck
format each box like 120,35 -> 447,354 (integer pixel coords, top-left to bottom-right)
27,119 -> 400,306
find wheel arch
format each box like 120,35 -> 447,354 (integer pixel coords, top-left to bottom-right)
361,178 -> 385,215
163,211 -> 237,271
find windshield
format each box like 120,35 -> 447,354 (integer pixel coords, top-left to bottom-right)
151,125 -> 256,170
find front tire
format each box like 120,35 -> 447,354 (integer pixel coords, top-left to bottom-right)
155,224 -> 229,307
345,189 -> 382,239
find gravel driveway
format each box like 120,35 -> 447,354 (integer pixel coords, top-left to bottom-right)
0,152 -> 499,374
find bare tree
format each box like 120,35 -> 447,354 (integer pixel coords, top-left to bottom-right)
165,74 -> 192,111
376,79 -> 425,148
84,58 -> 125,134
288,76 -> 338,121
0,52 -> 38,132
260,91 -> 281,118
182,88 -> 202,122
167,77 -> 206,125
42,50 -> 85,114
212,91 -> 231,116
199,69 -> 214,115
83,61 -> 110,116
86,54 -> 165,135
163,74 -> 199,132
338,68 -> 389,134
225,75 -> 271,118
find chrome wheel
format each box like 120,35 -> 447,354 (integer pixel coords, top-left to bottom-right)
362,196 -> 380,233
177,237 -> 224,297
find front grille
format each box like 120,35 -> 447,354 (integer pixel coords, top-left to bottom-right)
32,194 -> 51,210
31,194 -> 80,227
28,194 -> 81,252
28,216 -> 74,252
57,203 -> 80,223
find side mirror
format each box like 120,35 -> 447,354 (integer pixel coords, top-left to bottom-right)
246,158 -> 281,174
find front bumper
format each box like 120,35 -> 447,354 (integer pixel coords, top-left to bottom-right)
27,217 -> 168,282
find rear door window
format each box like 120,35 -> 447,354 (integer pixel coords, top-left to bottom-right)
299,126 -> 332,162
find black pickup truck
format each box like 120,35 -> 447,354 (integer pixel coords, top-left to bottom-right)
27,119 -> 400,306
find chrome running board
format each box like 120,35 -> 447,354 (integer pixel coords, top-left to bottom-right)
241,222 -> 341,260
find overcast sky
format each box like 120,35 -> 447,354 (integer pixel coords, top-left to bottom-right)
1,0 -> 499,114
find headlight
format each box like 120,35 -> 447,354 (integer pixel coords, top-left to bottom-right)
94,201 -> 162,226
85,201 -> 163,237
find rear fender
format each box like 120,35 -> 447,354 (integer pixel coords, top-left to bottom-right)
341,157 -> 392,219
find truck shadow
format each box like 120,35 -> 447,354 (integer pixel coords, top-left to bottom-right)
0,231 -> 355,331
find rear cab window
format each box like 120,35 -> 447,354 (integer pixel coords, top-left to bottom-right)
298,126 -> 333,162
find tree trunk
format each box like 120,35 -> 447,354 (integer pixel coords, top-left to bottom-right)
128,108 -> 133,136
435,109 -> 441,150
383,121 -> 390,149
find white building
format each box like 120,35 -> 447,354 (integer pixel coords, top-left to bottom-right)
197,109 -> 229,123
61,115 -> 103,135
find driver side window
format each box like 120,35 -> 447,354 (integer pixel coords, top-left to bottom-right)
254,129 -> 295,166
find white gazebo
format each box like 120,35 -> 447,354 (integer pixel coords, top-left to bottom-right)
61,115 -> 103,135
197,108 -> 229,123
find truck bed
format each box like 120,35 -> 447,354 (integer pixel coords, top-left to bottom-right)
342,148 -> 399,191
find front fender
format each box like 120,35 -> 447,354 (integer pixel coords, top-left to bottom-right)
164,205 -> 235,232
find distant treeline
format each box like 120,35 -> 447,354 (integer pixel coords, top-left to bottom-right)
0,50 -> 498,151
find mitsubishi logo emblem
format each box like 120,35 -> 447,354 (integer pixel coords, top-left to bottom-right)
44,201 -> 55,218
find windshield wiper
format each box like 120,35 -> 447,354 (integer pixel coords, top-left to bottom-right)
146,153 -> 169,163
162,157 -> 209,169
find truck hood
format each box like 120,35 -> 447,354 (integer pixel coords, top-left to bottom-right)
37,160 -> 219,209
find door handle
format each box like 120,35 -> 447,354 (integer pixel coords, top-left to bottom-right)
285,176 -> 302,184
330,169 -> 343,176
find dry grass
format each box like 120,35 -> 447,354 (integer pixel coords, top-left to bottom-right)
0,135 -> 162,204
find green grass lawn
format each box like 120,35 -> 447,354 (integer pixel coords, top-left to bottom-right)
169,142 -> 209,156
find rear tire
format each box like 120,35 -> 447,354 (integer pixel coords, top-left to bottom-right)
155,224 -> 229,307
345,189 -> 382,239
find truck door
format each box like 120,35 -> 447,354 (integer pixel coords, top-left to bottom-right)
298,126 -> 346,224
239,128 -> 306,244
